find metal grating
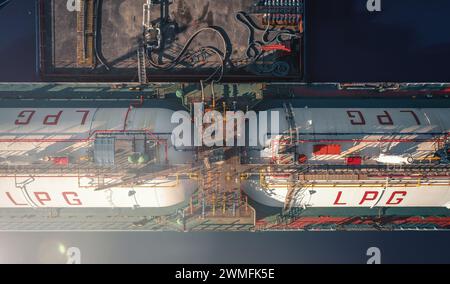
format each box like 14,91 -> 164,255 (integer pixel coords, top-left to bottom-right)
94,137 -> 115,166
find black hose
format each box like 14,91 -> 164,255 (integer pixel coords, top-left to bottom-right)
93,0 -> 110,71
146,26 -> 228,82
235,11 -> 300,63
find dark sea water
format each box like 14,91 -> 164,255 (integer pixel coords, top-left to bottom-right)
0,0 -> 36,81
0,0 -> 449,264
0,231 -> 450,264
305,0 -> 450,82
2,0 -> 450,82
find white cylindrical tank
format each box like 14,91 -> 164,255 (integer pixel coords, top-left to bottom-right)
243,105 -> 450,208
242,176 -> 450,208
0,176 -> 197,208
0,103 -> 197,209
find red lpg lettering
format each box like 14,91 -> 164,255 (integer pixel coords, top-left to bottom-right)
76,110 -> 90,125
359,191 -> 379,205
43,111 -> 63,125
5,192 -> 27,206
400,110 -> 421,125
34,192 -> 51,205
377,111 -> 394,125
62,192 -> 82,206
347,111 -> 366,125
386,191 -> 407,205
333,191 -> 347,205
15,110 -> 36,125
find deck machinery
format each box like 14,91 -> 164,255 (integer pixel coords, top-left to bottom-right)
39,0 -> 304,82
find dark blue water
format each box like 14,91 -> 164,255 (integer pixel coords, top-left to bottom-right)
0,0 -> 36,81
1,232 -> 450,264
306,0 -> 450,82
2,0 -> 450,82
0,0 -> 450,264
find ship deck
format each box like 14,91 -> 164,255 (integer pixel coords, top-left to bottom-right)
1,206 -> 449,231
0,83 -> 449,231
39,0 -> 304,82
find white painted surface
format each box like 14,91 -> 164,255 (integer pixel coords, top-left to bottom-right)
0,176 -> 197,208
242,179 -> 450,208
0,107 -> 196,208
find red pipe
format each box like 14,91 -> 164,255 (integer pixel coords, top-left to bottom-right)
0,129 -> 167,143
0,129 -> 170,161
261,44 -> 292,53
123,96 -> 144,130
269,216 -> 450,229
0,175 -> 125,178
272,138 -> 447,144
367,175 -> 450,178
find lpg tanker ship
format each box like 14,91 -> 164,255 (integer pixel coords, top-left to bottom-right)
242,100 -> 450,210
0,84 -> 449,231
0,0 -> 449,231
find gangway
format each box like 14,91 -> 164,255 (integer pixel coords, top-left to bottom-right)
76,0 -> 96,67
137,46 -> 148,84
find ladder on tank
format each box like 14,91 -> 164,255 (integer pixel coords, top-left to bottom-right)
283,102 -> 298,146
137,46 -> 148,84
276,103 -> 298,165
283,168 -> 309,212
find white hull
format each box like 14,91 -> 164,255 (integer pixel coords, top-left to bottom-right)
0,106 -> 197,208
0,176 -> 197,208
242,178 -> 450,208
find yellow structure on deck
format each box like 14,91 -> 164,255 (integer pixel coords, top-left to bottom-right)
77,0 -> 95,67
